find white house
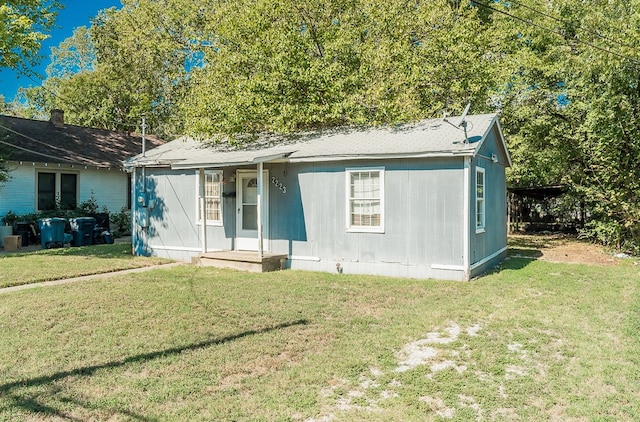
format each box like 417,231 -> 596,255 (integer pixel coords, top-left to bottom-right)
0,110 -> 164,219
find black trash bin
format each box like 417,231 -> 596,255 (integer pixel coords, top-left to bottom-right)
38,218 -> 66,249
15,222 -> 32,246
90,213 -> 111,244
70,217 -> 96,246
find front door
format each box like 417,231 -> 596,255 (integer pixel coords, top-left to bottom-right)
236,170 -> 269,251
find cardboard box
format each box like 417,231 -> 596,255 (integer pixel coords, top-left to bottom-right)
3,235 -> 21,251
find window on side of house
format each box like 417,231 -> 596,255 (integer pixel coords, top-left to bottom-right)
346,167 -> 385,233
197,170 -> 223,225
476,167 -> 485,233
37,171 -> 78,211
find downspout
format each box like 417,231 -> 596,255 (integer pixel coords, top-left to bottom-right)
199,168 -> 207,253
463,157 -> 471,280
257,161 -> 264,259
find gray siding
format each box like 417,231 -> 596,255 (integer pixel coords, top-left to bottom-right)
133,153 -> 506,280
269,158 -> 466,279
469,125 -> 508,275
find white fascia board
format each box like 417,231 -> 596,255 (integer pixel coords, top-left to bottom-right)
252,151 -> 294,163
170,152 -> 293,170
493,118 -> 513,167
172,160 -> 250,170
469,115 -> 512,167
289,151 -> 475,163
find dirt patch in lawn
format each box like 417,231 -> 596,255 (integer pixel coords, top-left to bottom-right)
508,233 -> 619,265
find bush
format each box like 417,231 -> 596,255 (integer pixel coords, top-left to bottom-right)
1,210 -> 17,226
110,207 -> 131,237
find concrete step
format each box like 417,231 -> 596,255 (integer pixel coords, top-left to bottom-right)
193,251 -> 288,273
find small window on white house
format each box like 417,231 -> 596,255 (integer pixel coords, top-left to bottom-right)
346,167 -> 384,233
476,167 -> 485,232
197,171 -> 223,224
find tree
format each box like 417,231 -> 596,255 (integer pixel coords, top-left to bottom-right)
0,0 -> 60,71
0,0 -> 60,185
489,0 -> 640,252
182,0 -> 498,138
23,0 -> 204,137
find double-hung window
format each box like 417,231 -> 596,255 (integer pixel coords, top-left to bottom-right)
37,171 -> 78,211
346,167 -> 384,233
197,170 -> 223,225
476,167 -> 485,232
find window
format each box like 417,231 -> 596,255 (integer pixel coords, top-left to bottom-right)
346,167 -> 384,233
476,167 -> 485,232
197,171 -> 223,224
37,171 -> 77,210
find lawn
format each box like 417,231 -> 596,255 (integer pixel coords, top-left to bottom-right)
0,249 -> 639,420
0,244 -> 171,288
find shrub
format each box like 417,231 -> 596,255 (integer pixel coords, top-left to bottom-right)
111,207 -> 131,237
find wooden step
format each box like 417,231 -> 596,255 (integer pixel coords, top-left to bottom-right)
193,251 -> 288,273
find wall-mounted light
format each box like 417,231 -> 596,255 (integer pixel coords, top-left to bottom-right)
491,154 -> 498,163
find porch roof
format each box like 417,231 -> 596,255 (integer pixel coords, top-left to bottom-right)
125,113 -> 510,169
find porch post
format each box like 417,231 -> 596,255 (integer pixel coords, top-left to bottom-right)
257,161 -> 264,259
199,168 -> 208,253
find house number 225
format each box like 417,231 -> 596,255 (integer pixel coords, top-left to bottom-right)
271,177 -> 287,194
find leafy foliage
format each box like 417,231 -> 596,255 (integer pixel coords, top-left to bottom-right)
0,0 -> 60,71
0,0 -> 60,182
182,0 -> 496,137
490,0 -> 640,252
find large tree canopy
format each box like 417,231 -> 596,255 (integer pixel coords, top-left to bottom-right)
487,0 -> 640,251
0,0 -> 60,185
16,0 -> 640,252
182,0 -> 496,137
0,0 -> 60,71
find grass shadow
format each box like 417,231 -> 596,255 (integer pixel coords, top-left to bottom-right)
508,248 -> 543,259
1,319 -> 308,420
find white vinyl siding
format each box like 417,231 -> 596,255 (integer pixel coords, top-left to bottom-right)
346,167 -> 384,233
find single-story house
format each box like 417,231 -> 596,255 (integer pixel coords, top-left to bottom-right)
0,110 -> 164,218
125,113 -> 511,281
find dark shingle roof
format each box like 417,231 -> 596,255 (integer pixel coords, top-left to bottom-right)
0,114 -> 164,168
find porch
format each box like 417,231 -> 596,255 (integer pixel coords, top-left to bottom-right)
193,250 -> 288,273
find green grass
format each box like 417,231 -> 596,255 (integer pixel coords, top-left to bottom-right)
0,244 -> 171,288
0,257 -> 639,420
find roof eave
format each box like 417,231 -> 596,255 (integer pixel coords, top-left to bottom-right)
289,150 -> 476,163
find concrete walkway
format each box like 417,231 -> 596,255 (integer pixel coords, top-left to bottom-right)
0,262 -> 184,295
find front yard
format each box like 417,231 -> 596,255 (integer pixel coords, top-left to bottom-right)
0,244 -> 171,288
1,240 -> 639,420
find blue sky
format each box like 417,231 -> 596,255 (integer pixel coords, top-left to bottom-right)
0,0 -> 121,101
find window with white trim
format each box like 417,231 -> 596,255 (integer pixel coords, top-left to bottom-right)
346,167 -> 384,233
476,167 -> 485,232
197,171 -> 223,224
37,171 -> 78,211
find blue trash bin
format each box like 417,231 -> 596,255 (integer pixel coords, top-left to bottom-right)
38,218 -> 66,249
70,217 -> 96,246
